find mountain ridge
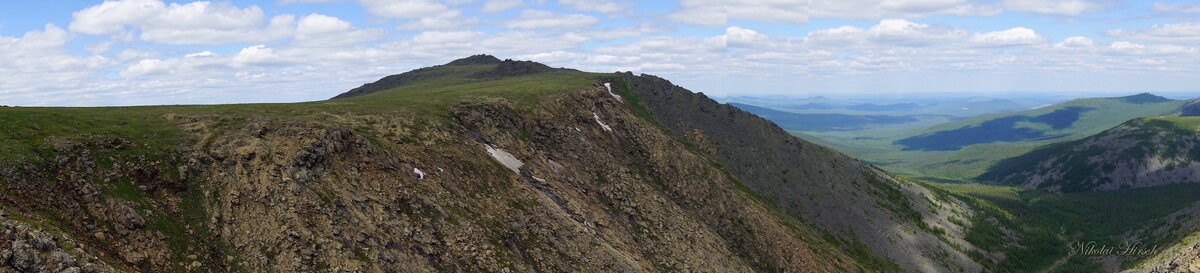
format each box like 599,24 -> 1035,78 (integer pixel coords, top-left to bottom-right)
622,72 -> 987,272
894,95 -> 1184,151
0,55 -> 994,272
979,116 -> 1200,192
331,54 -> 565,100
6,54 -> 1193,272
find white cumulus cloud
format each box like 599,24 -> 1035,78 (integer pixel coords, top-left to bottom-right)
814,0 -> 1001,19
867,19 -> 967,47
7,0 -> 1200,106
504,10 -> 599,30
557,0 -> 635,14
1107,22 -> 1200,44
396,10 -> 480,30
481,0 -> 524,13
295,14 -> 386,47
1059,36 -> 1094,47
1152,2 -> 1200,13
970,27 -> 1044,46
1001,0 -> 1105,15
669,0 -> 809,27
724,26 -> 770,48
70,0 -> 296,45
356,0 -> 455,19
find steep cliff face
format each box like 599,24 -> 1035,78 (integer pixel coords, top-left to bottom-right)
622,73 -> 987,272
980,117 -> 1200,192
0,57 -> 1001,272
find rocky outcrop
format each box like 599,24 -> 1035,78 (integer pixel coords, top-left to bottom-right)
0,216 -> 118,273
445,54 -> 502,66
159,84 -> 862,271
1136,239 -> 1200,273
0,134 -> 179,272
469,59 -> 555,79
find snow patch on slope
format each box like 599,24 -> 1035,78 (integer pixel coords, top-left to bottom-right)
485,144 -> 524,174
605,82 -> 623,102
593,113 -> 613,132
413,168 -> 426,180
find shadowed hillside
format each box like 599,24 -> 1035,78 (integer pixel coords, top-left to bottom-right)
980,116 -> 1200,192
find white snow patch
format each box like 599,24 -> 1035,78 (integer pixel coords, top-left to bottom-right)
532,175 -> 546,183
485,144 -> 524,174
604,82 -> 623,102
593,113 -> 613,132
574,127 -> 581,132
413,168 -> 426,180
437,168 -> 445,172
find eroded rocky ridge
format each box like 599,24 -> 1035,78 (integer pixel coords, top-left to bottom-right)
0,58 -> 1002,272
2,81 -> 865,272
622,73 -> 988,272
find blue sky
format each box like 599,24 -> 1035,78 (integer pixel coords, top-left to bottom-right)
1,0 -> 1199,106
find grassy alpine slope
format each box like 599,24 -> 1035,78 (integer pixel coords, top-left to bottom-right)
0,55 -> 1001,272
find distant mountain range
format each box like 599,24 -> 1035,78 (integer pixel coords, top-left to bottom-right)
729,102 -> 919,131
729,92 -> 1194,181
720,95 -> 1039,117
895,93 -> 1185,151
